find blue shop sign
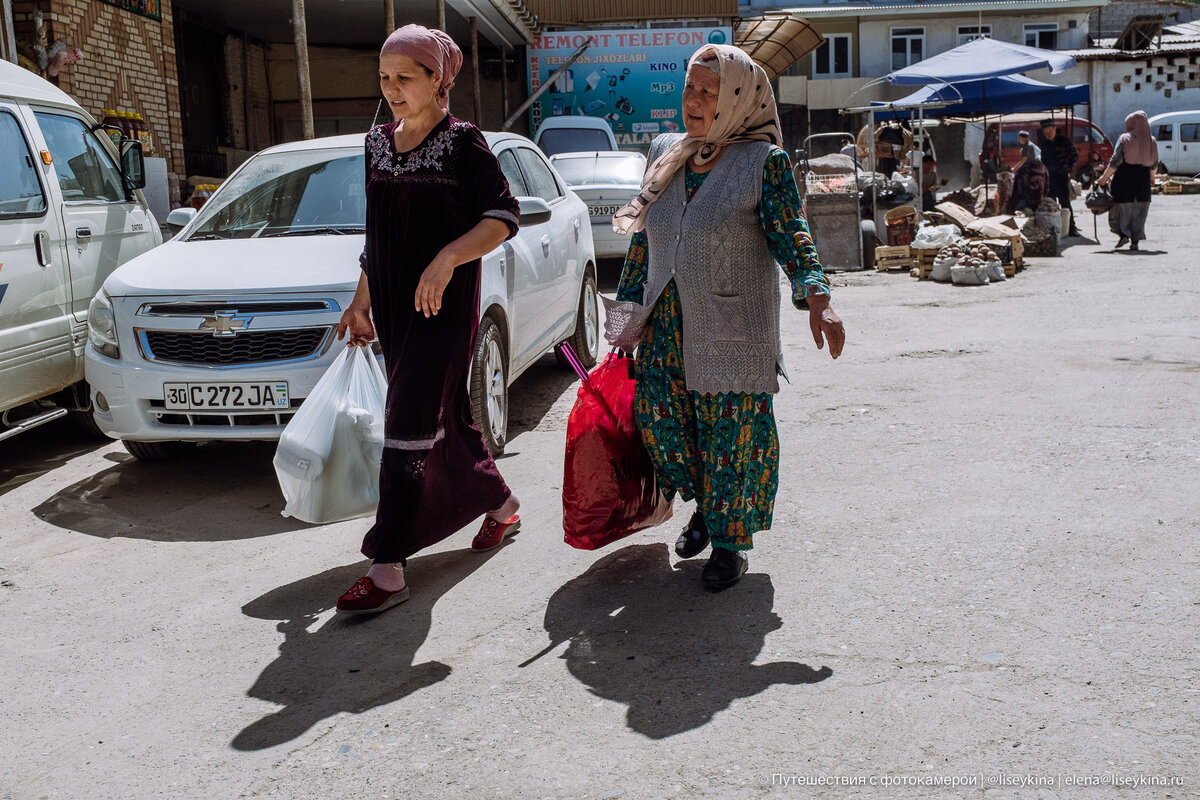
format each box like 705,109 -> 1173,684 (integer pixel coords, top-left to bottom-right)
527,27 -> 732,150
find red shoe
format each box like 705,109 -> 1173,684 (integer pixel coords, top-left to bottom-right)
471,514 -> 521,552
336,576 -> 410,615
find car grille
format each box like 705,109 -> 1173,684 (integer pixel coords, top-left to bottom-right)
147,399 -> 304,429
139,301 -> 333,316
141,327 -> 331,366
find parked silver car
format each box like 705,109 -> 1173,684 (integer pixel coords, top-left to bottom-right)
86,131 -> 598,459
549,151 -> 646,259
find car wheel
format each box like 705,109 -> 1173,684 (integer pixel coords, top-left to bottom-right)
122,440 -> 195,461
470,316 -> 508,456
557,270 -> 599,369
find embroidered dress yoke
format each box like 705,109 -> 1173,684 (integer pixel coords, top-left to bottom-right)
359,115 -> 520,563
614,144 -> 829,550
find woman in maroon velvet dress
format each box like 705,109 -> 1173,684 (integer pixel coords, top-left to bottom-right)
335,25 -> 522,614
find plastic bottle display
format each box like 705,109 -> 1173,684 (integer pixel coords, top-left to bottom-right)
101,108 -> 122,146
135,114 -> 154,155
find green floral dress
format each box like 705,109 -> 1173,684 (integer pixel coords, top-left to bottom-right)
615,148 -> 829,551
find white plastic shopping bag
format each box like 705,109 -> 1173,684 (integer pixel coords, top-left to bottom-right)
274,345 -> 387,524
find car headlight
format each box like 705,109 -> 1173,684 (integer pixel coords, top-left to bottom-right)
88,289 -> 120,359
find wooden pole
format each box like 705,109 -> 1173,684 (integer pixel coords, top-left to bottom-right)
384,0 -> 394,35
1,0 -> 17,65
470,17 -> 481,125
292,0 -> 314,140
500,47 -> 509,121
437,0 -> 445,32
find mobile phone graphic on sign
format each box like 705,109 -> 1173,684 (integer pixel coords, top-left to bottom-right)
554,69 -> 574,93
581,99 -> 605,115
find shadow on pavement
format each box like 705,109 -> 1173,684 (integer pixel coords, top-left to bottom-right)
505,353 -> 579,445
31,441 -> 312,541
595,257 -> 626,293
233,546 -> 502,750
0,418 -> 108,500
1094,248 -> 1168,256
529,543 -> 832,739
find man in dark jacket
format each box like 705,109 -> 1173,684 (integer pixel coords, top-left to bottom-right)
1039,118 -> 1081,237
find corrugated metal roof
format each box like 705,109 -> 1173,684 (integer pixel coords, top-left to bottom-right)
780,0 -> 1099,17
1061,37 -> 1200,58
1165,20 -> 1200,37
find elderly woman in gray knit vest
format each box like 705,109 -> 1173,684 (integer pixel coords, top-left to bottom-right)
606,44 -> 844,589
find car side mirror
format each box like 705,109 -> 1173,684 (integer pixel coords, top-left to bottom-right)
121,139 -> 146,198
165,206 -> 197,235
518,196 -> 552,226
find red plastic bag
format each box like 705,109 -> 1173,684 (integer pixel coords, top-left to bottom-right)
559,346 -> 673,550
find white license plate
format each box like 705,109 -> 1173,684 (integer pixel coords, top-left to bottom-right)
589,204 -> 622,219
163,381 -> 290,411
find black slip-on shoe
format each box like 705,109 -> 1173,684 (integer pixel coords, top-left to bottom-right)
674,511 -> 711,559
701,548 -> 748,589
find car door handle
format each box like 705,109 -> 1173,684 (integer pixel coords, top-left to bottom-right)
76,227 -> 91,239
541,234 -> 551,257
35,230 -> 51,266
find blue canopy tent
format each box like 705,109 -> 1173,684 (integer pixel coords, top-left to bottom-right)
882,37 -> 1077,86
870,74 -> 1091,120
845,38 -> 1082,214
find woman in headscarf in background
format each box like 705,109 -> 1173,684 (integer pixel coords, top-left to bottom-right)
605,44 -> 845,590
1096,111 -> 1158,251
334,24 -> 523,614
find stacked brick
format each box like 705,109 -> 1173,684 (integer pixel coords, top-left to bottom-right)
13,0 -> 184,204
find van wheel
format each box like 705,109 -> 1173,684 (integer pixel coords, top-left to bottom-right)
1077,165 -> 1094,188
860,220 -> 877,269
122,440 -> 195,461
470,316 -> 508,456
557,270 -> 599,369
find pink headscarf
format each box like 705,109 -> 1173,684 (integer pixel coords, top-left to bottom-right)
380,24 -> 463,111
1120,111 -> 1158,168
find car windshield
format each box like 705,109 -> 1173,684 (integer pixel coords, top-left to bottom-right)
538,128 -> 613,156
552,154 -> 646,186
187,149 -> 365,240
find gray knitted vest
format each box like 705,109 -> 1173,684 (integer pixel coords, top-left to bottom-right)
643,134 -> 780,395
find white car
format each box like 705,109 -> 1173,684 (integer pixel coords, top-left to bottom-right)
549,151 -> 646,260
533,116 -> 619,157
85,131 -> 598,460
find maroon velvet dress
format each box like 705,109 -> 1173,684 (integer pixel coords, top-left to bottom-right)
359,114 -> 520,564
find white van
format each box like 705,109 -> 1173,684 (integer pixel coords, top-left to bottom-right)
1148,110 -> 1200,177
0,59 -> 159,442
533,116 -> 619,157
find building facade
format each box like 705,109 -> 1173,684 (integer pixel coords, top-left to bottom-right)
11,0 -> 185,199
751,0 -> 1103,114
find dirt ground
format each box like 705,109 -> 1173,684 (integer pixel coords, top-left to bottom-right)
1,195 -> 1196,800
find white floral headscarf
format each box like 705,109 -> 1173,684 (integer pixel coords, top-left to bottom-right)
612,44 -> 782,236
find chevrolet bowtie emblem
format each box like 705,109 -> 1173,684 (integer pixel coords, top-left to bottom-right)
199,311 -> 249,337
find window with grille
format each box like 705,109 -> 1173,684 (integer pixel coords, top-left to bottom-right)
891,28 -> 924,71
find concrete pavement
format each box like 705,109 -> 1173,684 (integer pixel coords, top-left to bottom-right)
1,195 -> 1196,799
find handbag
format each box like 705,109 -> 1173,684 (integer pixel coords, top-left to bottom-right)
557,343 -> 673,550
1085,184 -> 1114,215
